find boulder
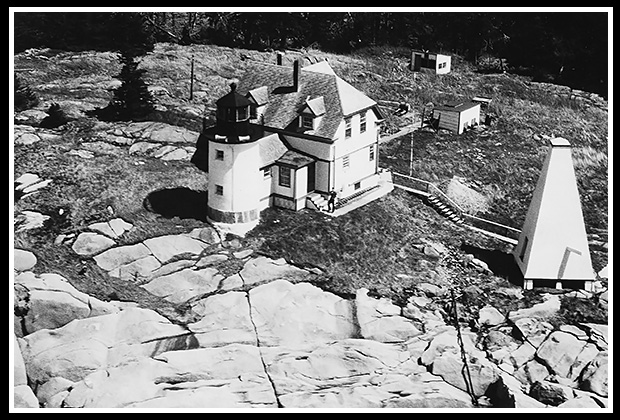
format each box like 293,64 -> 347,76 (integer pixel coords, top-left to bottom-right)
188,292 -> 257,347
529,380 -> 573,406
511,317 -> 554,348
108,255 -> 162,283
93,243 -> 152,272
141,267 -> 223,304
14,385 -> 39,408
567,343 -> 600,382
129,141 -> 160,155
189,227 -> 221,245
238,256 -> 309,287
580,323 -> 608,350
420,329 -> 500,397
14,249 -> 37,272
15,210 -> 50,232
195,254 -> 228,268
14,125 -> 41,145
355,288 -> 421,343
478,305 -> 505,326
415,282 -> 447,297
160,148 -> 190,161
514,359 -> 550,385
89,218 -> 133,239
536,331 -> 587,378
219,274 -> 244,291
35,376 -> 75,407
558,395 -> 605,408
62,343 -> 276,408
249,280 -> 356,347
579,351 -> 608,397
71,232 -> 116,256
485,373 -> 546,408
19,307 -> 192,384
261,338 -> 425,406
233,249 -> 254,259
508,341 -> 537,370
143,234 -> 208,264
508,293 -> 561,321
14,272 -> 117,335
14,336 -> 27,386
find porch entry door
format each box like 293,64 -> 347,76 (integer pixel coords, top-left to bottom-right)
306,162 -> 315,192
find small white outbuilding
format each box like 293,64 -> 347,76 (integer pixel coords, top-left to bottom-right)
432,100 -> 481,134
513,137 -> 595,291
411,50 -> 452,74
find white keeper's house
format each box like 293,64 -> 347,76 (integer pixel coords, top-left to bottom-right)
199,58 -> 387,224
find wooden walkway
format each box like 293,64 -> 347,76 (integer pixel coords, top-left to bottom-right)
379,124 -> 420,144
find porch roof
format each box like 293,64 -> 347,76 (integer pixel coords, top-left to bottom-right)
276,150 -> 315,169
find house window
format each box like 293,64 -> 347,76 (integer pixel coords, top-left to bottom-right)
360,113 -> 366,133
279,166 -> 291,188
215,185 -> 224,196
369,145 -> 375,161
342,155 -> 350,169
263,167 -> 271,179
215,150 -> 224,161
301,115 -> 314,129
345,118 -> 352,138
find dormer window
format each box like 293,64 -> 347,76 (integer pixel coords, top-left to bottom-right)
298,96 -> 325,132
301,115 -> 314,129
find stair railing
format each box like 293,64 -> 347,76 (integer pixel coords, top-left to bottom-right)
392,172 -> 521,240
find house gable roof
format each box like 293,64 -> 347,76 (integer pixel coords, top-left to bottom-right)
235,61 -> 377,141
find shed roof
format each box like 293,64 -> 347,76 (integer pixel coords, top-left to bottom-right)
276,149 -> 316,169
236,61 -> 377,141
434,101 -> 480,113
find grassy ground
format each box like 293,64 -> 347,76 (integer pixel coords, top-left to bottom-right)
13,43 -> 608,323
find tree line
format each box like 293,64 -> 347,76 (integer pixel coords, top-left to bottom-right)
13,11 -> 608,96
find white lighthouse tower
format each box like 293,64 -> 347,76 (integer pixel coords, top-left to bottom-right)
205,82 -> 263,225
513,137 -> 595,291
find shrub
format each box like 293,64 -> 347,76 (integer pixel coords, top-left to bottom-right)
14,74 -> 39,112
39,102 -> 71,129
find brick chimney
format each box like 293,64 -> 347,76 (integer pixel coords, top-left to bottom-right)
293,59 -> 299,92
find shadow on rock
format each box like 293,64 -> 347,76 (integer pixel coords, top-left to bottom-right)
461,243 -> 524,287
144,187 -> 208,222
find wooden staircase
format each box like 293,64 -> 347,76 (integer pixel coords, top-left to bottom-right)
391,172 -> 520,244
427,195 -> 465,225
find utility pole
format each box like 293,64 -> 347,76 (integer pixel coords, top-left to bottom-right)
409,108 -> 414,177
189,55 -> 195,101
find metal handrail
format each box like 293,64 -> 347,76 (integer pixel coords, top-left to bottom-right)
392,172 -> 521,239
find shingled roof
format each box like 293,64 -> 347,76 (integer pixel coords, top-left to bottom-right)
235,61 -> 377,141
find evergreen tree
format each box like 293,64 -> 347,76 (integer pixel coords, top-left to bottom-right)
40,102 -> 71,129
14,74 -> 39,112
91,52 -> 155,122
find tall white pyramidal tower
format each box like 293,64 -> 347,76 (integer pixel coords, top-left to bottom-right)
513,137 -> 595,291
